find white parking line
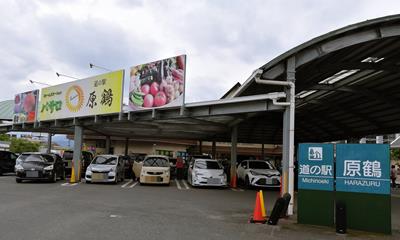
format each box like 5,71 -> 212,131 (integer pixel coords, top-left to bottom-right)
129,181 -> 138,188
121,180 -> 133,188
230,188 -> 244,192
61,182 -> 79,187
182,180 -> 190,190
175,179 -> 182,190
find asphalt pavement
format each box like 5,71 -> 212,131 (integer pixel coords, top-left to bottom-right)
0,174 -> 399,240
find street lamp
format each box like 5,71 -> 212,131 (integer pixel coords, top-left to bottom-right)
55,72 -> 79,80
89,63 -> 112,72
29,79 -> 51,86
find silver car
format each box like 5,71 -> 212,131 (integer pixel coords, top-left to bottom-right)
188,159 -> 227,187
85,155 -> 125,184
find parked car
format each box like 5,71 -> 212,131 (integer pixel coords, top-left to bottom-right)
188,158 -> 227,187
85,155 -> 125,184
62,150 -> 94,177
139,155 -> 170,185
236,160 -> 281,188
0,150 -> 18,175
15,153 -> 66,183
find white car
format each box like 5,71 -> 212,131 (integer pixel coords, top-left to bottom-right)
236,160 -> 281,188
188,158 -> 227,187
85,155 -> 125,184
139,155 -> 170,185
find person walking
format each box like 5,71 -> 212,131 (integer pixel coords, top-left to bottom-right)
176,157 -> 184,180
391,165 -> 397,188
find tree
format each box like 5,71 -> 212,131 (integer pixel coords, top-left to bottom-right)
10,138 -> 40,153
391,148 -> 400,160
0,134 -> 10,141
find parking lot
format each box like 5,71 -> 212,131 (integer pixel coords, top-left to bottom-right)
0,174 -> 399,240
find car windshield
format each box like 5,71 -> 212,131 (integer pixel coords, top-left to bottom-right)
143,157 -> 169,167
92,156 -> 117,165
21,154 -> 46,163
195,160 -> 222,169
248,161 -> 273,169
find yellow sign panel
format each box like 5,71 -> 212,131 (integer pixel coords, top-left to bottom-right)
39,70 -> 124,121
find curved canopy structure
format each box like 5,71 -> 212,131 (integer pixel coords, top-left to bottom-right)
2,15 -> 400,145
233,14 -> 400,143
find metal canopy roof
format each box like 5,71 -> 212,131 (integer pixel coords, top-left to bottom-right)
2,15 -> 400,144
233,14 -> 400,143
0,93 -> 285,143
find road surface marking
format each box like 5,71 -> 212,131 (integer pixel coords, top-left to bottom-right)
231,188 -> 244,191
182,180 -> 190,190
129,181 -> 138,188
121,180 -> 133,188
175,179 -> 182,190
61,183 -> 79,187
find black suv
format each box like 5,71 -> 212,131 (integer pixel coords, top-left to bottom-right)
0,150 -> 18,175
15,153 -> 65,183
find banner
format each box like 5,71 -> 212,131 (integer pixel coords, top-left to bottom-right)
39,70 -> 124,121
128,55 -> 185,111
13,90 -> 39,123
298,143 -> 334,191
336,144 -> 390,195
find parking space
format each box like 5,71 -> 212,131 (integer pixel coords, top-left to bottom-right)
1,174 -> 400,239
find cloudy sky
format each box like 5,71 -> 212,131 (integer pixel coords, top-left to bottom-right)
1,0 -> 399,104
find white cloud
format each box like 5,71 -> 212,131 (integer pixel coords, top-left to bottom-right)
0,0 -> 399,104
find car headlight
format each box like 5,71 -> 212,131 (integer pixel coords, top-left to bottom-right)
15,165 -> 24,171
250,170 -> 262,176
110,166 -> 116,172
165,170 -> 169,176
44,165 -> 54,171
87,166 -> 92,172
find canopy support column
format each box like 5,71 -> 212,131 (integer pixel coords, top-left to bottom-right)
72,125 -> 83,183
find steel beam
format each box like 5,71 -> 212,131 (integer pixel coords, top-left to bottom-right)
47,133 -> 52,154
230,125 -> 238,183
212,141 -> 216,158
106,136 -> 111,154
72,125 -> 83,183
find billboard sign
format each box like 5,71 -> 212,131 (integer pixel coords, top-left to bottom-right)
13,90 -> 39,123
128,55 -> 185,111
336,144 -> 390,195
39,70 -> 124,121
298,143 -> 334,191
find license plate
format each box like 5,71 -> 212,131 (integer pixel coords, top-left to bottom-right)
207,178 -> 220,184
145,176 -> 162,182
92,173 -> 106,180
266,178 -> 273,184
26,171 -> 38,178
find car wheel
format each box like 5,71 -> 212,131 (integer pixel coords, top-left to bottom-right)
245,176 -> 250,189
52,172 -> 57,183
16,178 -> 22,183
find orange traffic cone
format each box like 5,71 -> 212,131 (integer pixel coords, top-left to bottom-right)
249,191 -> 267,224
230,174 -> 237,188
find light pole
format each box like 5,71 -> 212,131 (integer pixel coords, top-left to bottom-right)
89,63 -> 112,72
56,72 -> 79,80
29,80 -> 51,86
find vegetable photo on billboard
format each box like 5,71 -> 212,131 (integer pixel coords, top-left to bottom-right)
128,55 -> 185,111
13,90 -> 39,123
